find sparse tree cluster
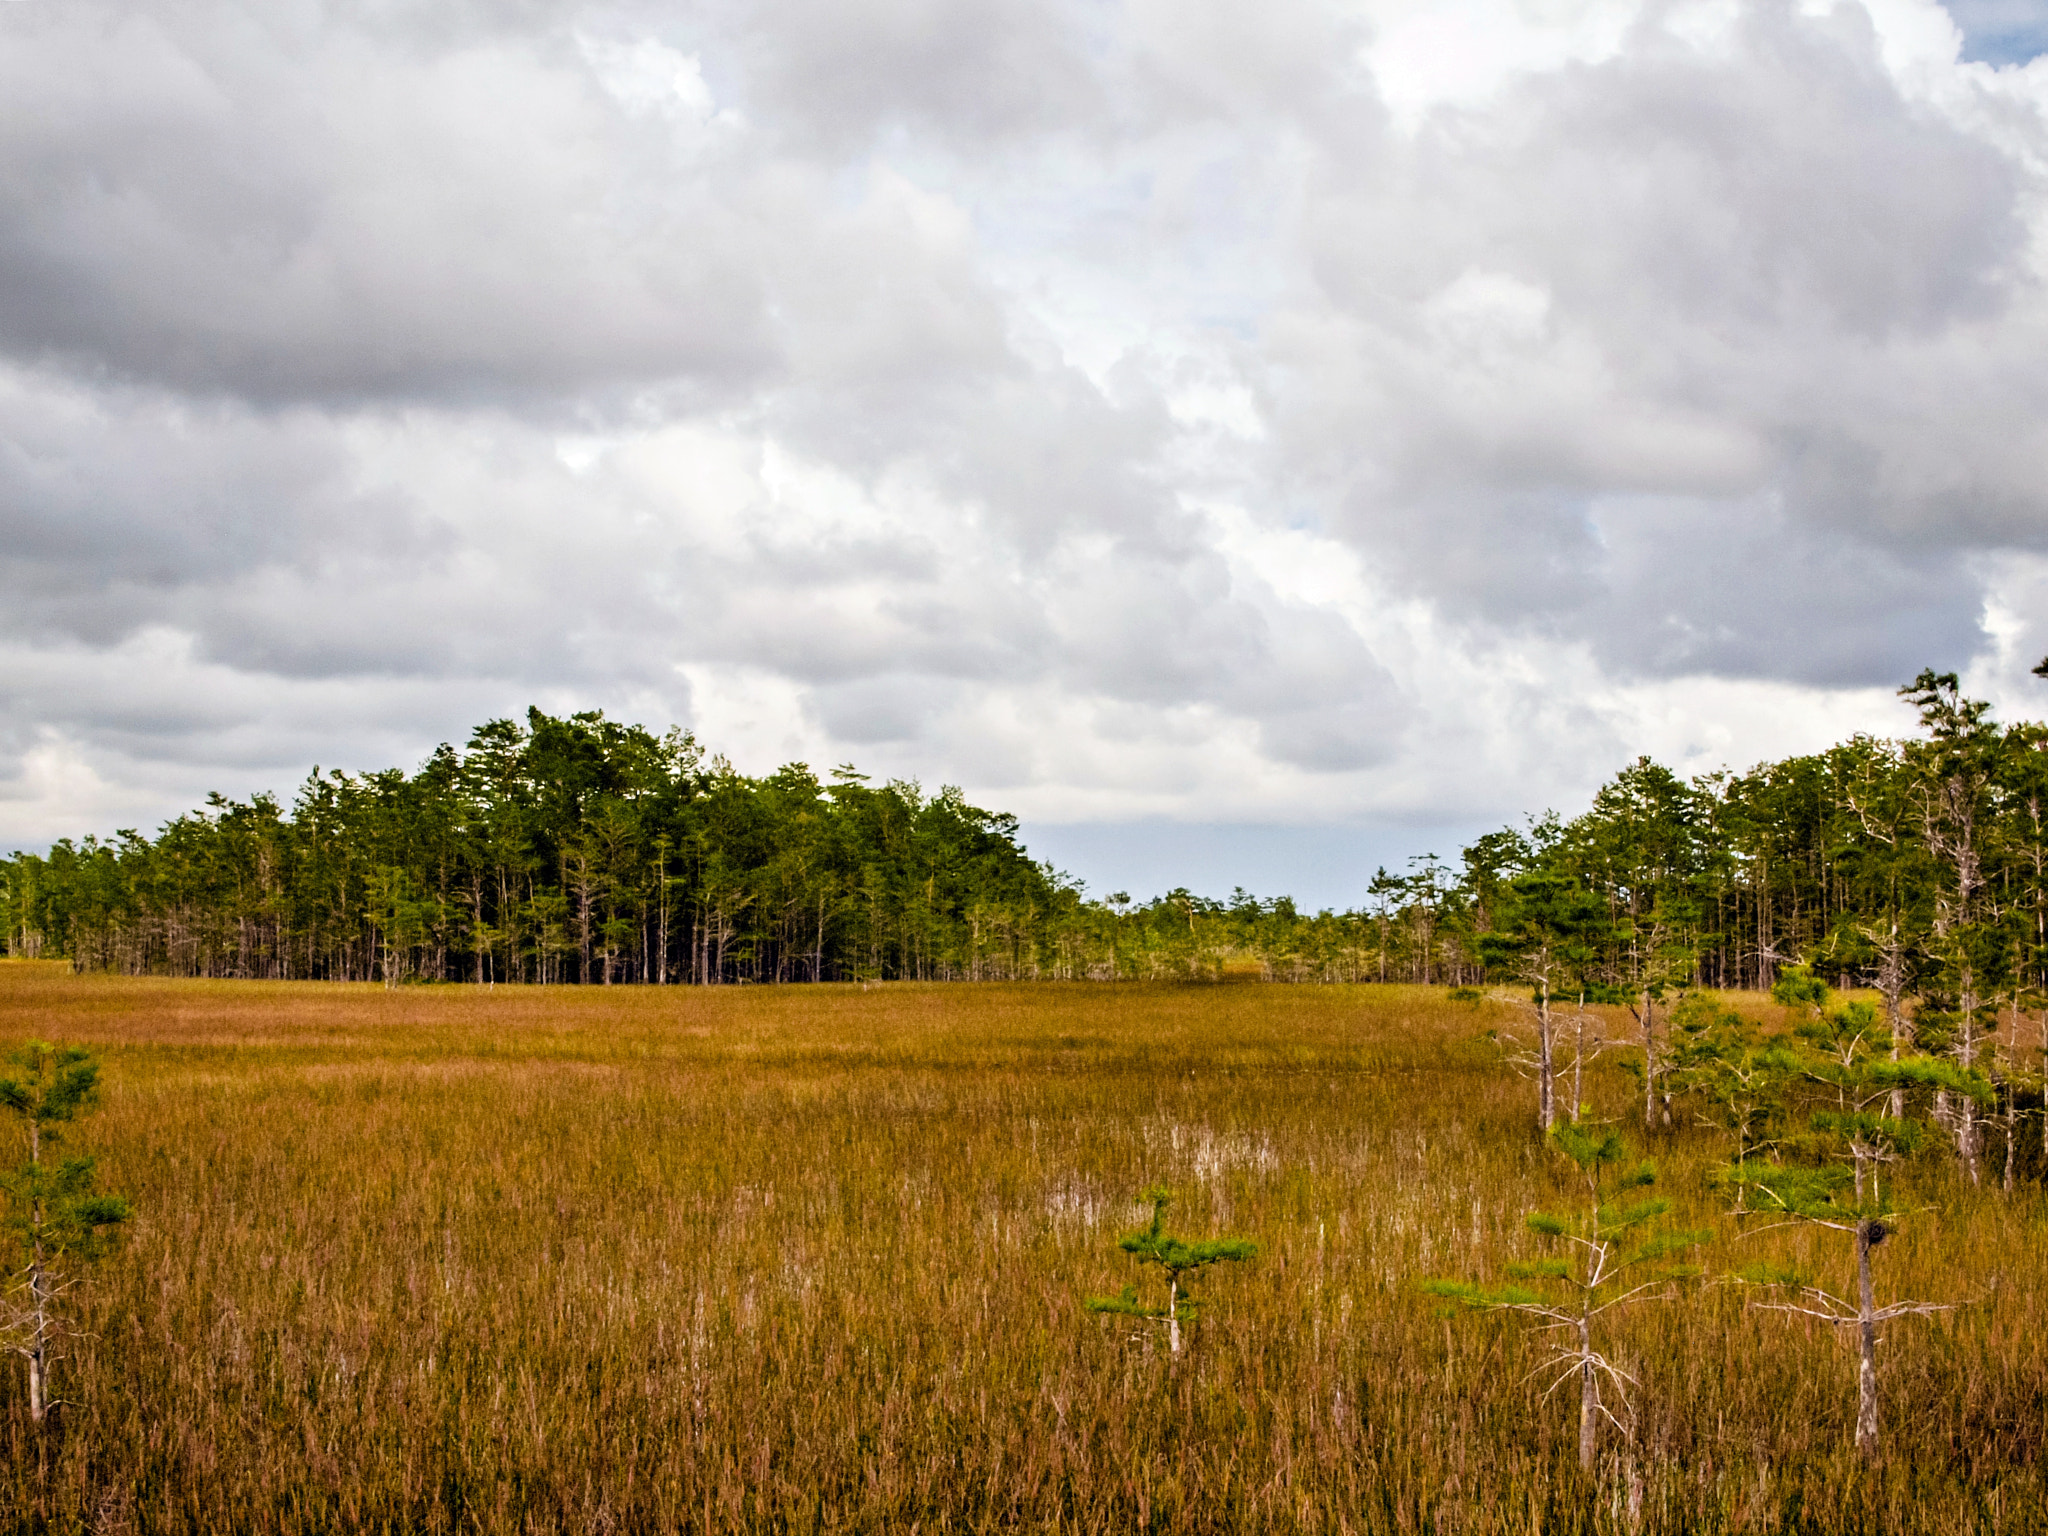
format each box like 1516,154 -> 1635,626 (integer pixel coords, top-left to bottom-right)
1433,966 -> 1996,1467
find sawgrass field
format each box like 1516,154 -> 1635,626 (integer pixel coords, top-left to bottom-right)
0,965 -> 2043,1534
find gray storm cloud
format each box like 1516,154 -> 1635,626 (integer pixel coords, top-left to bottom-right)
0,0 -> 2044,848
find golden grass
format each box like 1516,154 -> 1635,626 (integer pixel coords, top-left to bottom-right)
0,973 -> 2041,1534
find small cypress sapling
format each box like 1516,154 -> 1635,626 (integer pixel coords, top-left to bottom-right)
1770,963 -> 1831,1015
1427,1120 -> 1706,1472
0,1043 -> 131,1425
1086,1186 -> 1256,1354
1726,1043 -> 1985,1461
1790,998 -> 1934,1201
1620,977 -> 1681,1132
1665,995 -> 1800,1202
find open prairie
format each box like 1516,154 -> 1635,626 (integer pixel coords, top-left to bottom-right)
0,967 -> 2042,1534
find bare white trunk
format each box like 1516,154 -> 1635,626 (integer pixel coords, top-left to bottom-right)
1640,989 -> 1657,1129
1571,998 -> 1587,1120
25,1117 -> 49,1425
1577,1313 -> 1598,1473
25,1261 -> 49,1425
1957,988 -> 1980,1185
1855,1224 -> 1880,1460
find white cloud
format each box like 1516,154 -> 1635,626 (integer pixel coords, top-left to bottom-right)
577,36 -> 727,124
1365,0 -> 1638,131
2,0 -> 2047,868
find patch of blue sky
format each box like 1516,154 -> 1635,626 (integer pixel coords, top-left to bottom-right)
1946,0 -> 2048,64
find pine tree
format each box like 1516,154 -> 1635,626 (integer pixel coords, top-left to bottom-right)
1428,1120 -> 1705,1471
1899,671 -> 2004,1183
1665,995 -> 1800,1200
1769,963 -> 1830,1014
0,1043 -> 131,1425
1572,758 -> 1712,1128
1725,1032 -> 1984,1460
1086,1187 -> 1256,1355
1478,871 -> 1612,1132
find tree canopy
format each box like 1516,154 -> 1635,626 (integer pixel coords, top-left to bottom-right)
6,677 -> 2048,1000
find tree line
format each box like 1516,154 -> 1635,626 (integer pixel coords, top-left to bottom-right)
1,710 -> 1078,985
1461,668 -> 2048,1031
4,671 -> 2048,995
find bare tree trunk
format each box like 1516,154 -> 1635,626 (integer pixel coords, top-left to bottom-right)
1571,997 -> 1587,1121
1577,1313 -> 1599,1472
24,1118 -> 49,1426
1640,989 -> 1657,1129
1538,993 -> 1556,1133
1167,1276 -> 1181,1355
1856,1222 -> 1880,1460
577,873 -> 593,986
813,891 -> 826,984
1861,922 -> 1914,1116
2004,1085 -> 2016,1193
1957,981 -> 1980,1185
2001,1001 -> 2018,1193
25,1258 -> 49,1425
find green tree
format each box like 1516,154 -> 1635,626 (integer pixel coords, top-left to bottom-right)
1664,995 -> 1801,1207
1726,1024 -> 1986,1460
1479,870 -> 1612,1131
1567,758 -> 1712,1127
1086,1187 -> 1257,1355
1770,963 -> 1830,1014
0,1043 -> 130,1425
1898,670 -> 2005,1183
1428,1120 -> 1705,1471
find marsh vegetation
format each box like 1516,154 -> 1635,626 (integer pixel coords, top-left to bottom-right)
0,968 -> 2041,1534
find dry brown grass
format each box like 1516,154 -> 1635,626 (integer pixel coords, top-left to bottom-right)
0,969 -> 2041,1533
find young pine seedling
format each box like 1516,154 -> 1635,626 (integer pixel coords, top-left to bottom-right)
1087,1186 -> 1256,1355
0,1043 -> 131,1426
1428,1120 -> 1706,1472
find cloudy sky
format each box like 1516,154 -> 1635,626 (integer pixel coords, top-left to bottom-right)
5,0 -> 2048,905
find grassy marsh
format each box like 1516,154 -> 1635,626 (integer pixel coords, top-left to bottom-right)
0,968 -> 2042,1533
